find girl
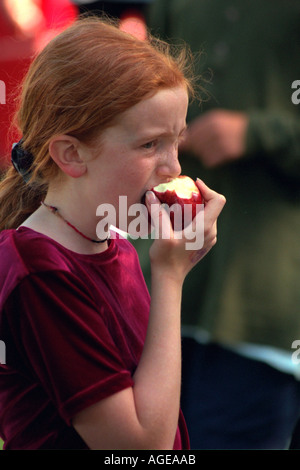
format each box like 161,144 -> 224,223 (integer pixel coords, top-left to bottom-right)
0,17 -> 225,449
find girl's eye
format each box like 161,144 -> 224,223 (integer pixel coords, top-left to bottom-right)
142,140 -> 156,149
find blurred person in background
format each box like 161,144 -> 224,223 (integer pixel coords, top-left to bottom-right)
132,0 -> 300,449
0,0 -> 77,169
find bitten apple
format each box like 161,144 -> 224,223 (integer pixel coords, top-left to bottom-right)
151,175 -> 203,230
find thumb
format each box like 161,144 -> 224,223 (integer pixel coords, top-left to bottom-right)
145,191 -> 173,240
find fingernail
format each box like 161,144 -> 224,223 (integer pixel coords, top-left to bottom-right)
146,190 -> 157,203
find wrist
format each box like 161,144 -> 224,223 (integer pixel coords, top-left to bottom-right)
151,263 -> 185,288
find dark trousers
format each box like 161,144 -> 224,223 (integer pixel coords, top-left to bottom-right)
181,338 -> 300,449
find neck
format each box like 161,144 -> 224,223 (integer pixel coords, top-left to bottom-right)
41,201 -> 108,242
20,195 -> 109,256
45,182 -> 100,236
35,181 -> 111,253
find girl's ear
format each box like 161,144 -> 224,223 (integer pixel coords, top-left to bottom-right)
49,135 -> 87,178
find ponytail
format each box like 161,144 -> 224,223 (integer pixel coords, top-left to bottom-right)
0,166 -> 47,230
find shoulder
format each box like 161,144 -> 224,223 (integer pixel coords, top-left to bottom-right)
0,227 -> 73,274
0,228 -> 146,307
110,230 -> 142,265
0,228 -> 76,304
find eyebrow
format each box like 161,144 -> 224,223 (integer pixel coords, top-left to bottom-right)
137,125 -> 187,142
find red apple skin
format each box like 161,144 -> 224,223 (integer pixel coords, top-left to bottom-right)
151,176 -> 203,229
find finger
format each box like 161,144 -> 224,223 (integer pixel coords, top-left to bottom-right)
196,178 -> 225,204
145,190 -> 160,210
183,202 -> 205,250
145,190 -> 160,227
145,191 -> 173,240
196,178 -> 226,221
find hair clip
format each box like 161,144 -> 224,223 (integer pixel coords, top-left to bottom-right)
11,139 -> 34,183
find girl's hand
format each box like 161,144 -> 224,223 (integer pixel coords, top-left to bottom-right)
145,179 -> 226,282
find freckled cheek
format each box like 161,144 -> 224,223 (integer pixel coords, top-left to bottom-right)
112,171 -> 144,200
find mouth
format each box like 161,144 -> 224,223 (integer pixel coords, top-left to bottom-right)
141,179 -> 175,206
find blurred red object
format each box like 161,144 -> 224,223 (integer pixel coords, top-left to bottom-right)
0,0 -> 78,169
119,8 -> 147,41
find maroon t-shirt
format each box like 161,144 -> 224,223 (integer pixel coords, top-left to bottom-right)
0,227 -> 189,450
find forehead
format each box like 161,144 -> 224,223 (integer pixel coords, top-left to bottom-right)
113,86 -> 189,135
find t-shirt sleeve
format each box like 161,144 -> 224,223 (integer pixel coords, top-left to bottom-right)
5,270 -> 134,424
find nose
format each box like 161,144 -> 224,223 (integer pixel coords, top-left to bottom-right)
157,145 -> 181,180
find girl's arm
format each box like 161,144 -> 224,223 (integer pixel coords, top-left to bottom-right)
72,181 -> 225,449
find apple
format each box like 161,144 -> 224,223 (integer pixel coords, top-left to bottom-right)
151,175 -> 203,230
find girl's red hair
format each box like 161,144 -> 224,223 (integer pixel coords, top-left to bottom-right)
0,16 -> 196,230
